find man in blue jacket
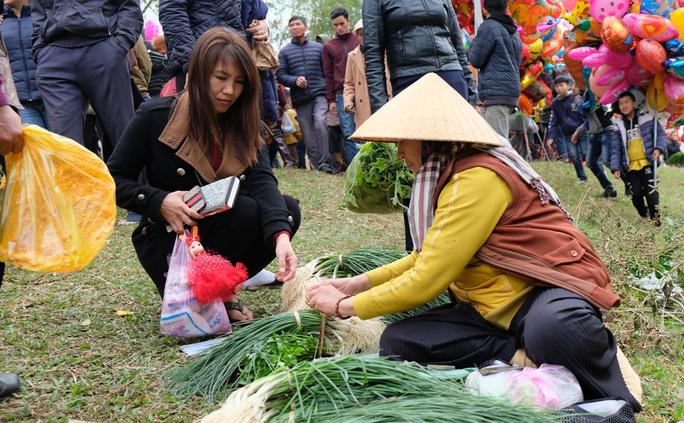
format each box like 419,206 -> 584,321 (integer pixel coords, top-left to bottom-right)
277,16 -> 334,173
31,0 -> 143,145
468,0 -> 522,138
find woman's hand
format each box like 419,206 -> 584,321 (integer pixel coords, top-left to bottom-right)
160,191 -> 203,234
275,233 -> 297,281
305,284 -> 351,317
314,274 -> 371,296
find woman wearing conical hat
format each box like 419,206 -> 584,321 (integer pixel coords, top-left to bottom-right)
306,74 -> 642,412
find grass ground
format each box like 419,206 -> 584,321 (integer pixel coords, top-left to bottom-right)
0,162 -> 682,422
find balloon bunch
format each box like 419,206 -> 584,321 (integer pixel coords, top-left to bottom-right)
510,0 -> 567,114
452,0 -> 476,35
563,0 -> 684,119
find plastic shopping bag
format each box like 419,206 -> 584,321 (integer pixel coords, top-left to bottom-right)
465,364 -> 584,409
0,125 -> 116,272
160,235 -> 231,338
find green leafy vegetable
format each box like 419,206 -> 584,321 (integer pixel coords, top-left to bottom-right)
341,142 -> 414,214
314,247 -> 407,278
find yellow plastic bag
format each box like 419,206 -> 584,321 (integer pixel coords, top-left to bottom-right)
0,125 -> 116,272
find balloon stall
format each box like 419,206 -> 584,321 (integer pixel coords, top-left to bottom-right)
456,0 -> 684,125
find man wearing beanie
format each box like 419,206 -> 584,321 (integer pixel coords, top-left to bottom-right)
468,0 -> 522,138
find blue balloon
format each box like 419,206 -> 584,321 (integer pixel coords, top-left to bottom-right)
666,40 -> 684,58
664,58 -> 684,79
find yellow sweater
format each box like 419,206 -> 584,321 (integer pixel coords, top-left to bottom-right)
353,167 -> 534,329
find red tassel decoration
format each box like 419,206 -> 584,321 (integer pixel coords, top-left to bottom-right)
187,253 -> 248,303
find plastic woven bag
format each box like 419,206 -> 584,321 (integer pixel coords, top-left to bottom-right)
0,125 -> 116,272
160,235 -> 231,338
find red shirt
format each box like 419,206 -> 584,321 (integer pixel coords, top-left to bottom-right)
322,32 -> 359,103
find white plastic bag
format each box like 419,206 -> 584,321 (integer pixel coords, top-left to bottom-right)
465,364 -> 584,409
160,236 -> 231,338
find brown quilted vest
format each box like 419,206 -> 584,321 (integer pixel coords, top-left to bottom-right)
436,152 -> 620,310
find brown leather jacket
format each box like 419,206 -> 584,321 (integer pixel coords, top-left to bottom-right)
437,152 -> 620,310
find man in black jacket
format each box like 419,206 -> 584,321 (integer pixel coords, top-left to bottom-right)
468,0 -> 522,138
31,0 -> 143,145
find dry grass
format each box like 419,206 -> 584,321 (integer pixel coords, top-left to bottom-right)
0,163 -> 682,422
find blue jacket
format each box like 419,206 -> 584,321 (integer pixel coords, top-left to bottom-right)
467,17 -> 522,106
547,92 -> 586,140
610,109 -> 667,173
276,38 -> 326,107
159,0 -> 267,74
1,6 -> 39,102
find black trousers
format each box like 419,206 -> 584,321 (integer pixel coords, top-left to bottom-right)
133,195 -> 301,297
625,167 -> 659,219
379,287 -> 640,411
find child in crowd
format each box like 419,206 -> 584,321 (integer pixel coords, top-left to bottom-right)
610,91 -> 667,226
281,103 -> 302,167
546,75 -> 588,183
572,101 -> 618,198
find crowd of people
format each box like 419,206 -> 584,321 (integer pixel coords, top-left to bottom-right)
0,0 -> 670,415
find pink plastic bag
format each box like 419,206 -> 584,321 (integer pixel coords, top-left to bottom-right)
160,235 -> 231,338
465,364 -> 584,409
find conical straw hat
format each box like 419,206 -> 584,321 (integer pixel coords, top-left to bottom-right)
352,72 -> 504,146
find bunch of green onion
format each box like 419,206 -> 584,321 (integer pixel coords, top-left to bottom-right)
201,354 -> 560,423
169,310 -> 323,400
314,247 -> 407,278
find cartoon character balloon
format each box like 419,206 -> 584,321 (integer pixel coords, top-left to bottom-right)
601,16 -> 634,53
589,0 -> 629,22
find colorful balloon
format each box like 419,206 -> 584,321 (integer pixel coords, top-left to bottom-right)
603,47 -> 634,69
583,51 -> 607,68
565,0 -> 589,25
665,39 -> 684,57
529,38 -> 544,60
664,58 -> 684,79
672,8 -> 684,42
664,75 -> 684,103
521,43 -> 532,64
601,16 -> 634,53
594,66 -> 626,87
636,39 -> 667,75
626,63 -> 653,87
639,0 -> 675,17
600,80 -> 630,105
562,0 -> 578,12
647,74 -> 668,111
589,0 -> 629,22
518,93 -> 535,115
563,39 -> 587,90
542,36 -> 563,58
622,13 -> 678,42
567,46 -> 597,61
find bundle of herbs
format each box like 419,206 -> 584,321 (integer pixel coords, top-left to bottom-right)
201,354 -> 560,423
314,247 -> 407,278
341,142 -> 414,214
169,311 -> 383,401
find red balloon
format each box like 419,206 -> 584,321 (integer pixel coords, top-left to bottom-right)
636,39 -> 667,75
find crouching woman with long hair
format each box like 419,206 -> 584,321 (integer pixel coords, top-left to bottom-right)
108,28 -> 301,321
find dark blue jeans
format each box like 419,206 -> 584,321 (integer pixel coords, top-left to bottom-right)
392,70 -> 468,100
586,131 -> 614,191
557,133 -> 587,181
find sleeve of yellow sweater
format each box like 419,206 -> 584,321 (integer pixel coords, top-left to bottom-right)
353,167 -> 512,319
365,252 -> 418,287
